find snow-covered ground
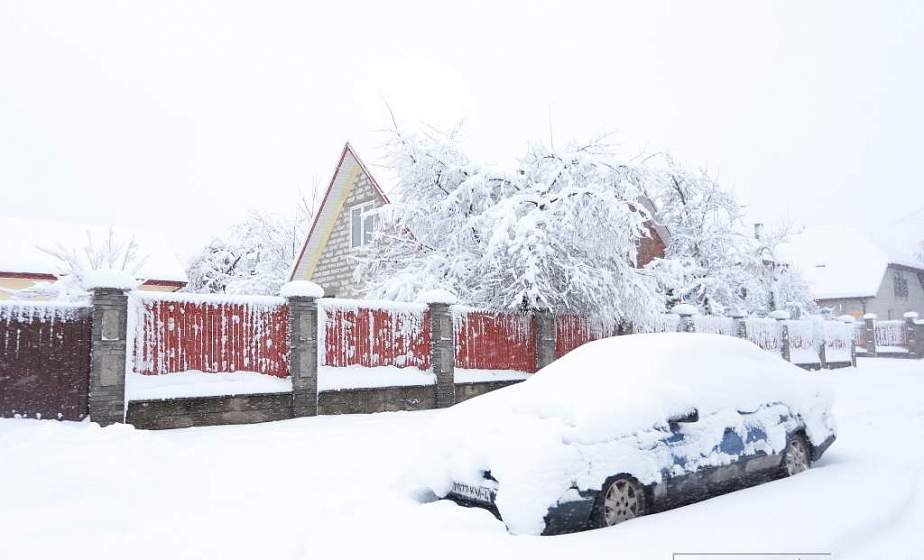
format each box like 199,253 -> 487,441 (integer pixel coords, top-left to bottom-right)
1,358 -> 922,559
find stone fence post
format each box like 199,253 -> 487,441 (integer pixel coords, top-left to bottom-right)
842,316 -> 858,367
87,275 -> 133,426
817,325 -> 828,370
731,313 -> 748,340
534,309 -> 556,370
905,312 -> 921,358
672,304 -> 698,333
863,313 -> 877,358
769,310 -> 791,362
282,281 -> 322,418
419,290 -> 457,409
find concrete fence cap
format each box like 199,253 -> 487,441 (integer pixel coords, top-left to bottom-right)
903,311 -> 919,319
670,303 -> 699,316
81,269 -> 138,291
862,312 -> 877,320
416,289 -> 458,305
280,281 -> 324,299
768,309 -> 791,320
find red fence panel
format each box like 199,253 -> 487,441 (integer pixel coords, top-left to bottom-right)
555,315 -> 619,358
322,302 -> 430,370
131,294 -> 288,377
455,310 -> 536,372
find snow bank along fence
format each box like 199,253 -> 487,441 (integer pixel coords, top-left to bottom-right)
0,301 -> 92,421
4,278 -> 923,429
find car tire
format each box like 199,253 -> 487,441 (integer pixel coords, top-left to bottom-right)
591,475 -> 647,528
782,433 -> 811,477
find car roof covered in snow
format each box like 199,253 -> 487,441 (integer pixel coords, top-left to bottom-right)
775,227 -> 922,300
0,217 -> 188,283
445,333 -> 830,446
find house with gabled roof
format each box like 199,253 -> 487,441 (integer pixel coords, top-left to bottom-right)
778,227 -> 924,319
289,143 -> 390,298
289,142 -> 669,299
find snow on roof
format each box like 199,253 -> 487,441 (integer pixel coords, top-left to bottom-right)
0,217 -> 188,283
775,227 -> 894,300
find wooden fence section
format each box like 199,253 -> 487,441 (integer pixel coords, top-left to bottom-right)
455,310 -> 537,372
321,302 -> 430,370
130,294 -> 289,377
0,302 -> 92,420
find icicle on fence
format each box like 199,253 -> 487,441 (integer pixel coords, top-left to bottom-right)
130,293 -> 289,377
320,299 -> 430,370
454,308 -> 537,372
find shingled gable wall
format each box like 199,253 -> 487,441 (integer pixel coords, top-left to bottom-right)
290,145 -> 389,299
311,169 -> 386,298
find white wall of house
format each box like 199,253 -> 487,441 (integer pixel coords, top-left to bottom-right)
866,264 -> 924,319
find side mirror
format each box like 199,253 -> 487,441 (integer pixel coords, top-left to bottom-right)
668,409 -> 699,424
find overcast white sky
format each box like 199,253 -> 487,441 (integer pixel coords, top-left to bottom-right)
2,0 -> 922,262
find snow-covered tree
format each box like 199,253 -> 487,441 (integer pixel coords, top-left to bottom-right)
6,228 -> 146,301
185,204 -> 312,295
634,157 -> 815,317
355,127 -> 665,327
639,158 -> 763,316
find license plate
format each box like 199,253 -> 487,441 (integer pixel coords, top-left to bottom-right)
451,482 -> 496,504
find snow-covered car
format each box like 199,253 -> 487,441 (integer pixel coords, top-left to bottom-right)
419,333 -> 836,535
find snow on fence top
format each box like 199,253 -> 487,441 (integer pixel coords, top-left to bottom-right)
0,300 -> 90,323
416,289 -> 458,305
134,291 -> 286,306
80,269 -> 138,291
319,298 -> 427,314
280,281 -> 323,299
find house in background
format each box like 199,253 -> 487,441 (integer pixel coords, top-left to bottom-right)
289,143 -> 389,298
778,227 -> 924,319
289,142 -> 669,299
0,217 -> 188,300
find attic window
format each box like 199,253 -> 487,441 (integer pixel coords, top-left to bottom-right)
350,202 -> 376,249
894,270 -> 909,300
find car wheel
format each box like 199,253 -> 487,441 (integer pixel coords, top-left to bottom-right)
593,476 -> 647,528
783,433 -> 811,476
